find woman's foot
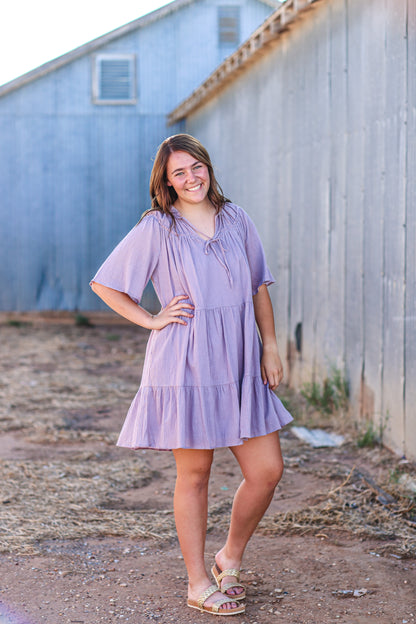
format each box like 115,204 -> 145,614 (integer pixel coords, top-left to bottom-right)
188,580 -> 241,612
214,548 -> 245,598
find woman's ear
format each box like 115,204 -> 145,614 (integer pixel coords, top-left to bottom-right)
167,180 -> 172,187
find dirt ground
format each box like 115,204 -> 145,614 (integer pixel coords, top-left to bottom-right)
0,313 -> 415,624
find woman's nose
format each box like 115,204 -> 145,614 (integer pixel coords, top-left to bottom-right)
186,169 -> 197,182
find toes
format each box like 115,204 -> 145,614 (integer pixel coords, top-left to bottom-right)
224,582 -> 243,596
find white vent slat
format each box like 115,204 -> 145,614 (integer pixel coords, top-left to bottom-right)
218,6 -> 240,45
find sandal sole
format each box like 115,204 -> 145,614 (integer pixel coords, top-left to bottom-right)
187,601 -> 245,615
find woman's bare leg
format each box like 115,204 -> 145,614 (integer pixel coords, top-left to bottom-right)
172,448 -> 239,610
215,432 -> 284,595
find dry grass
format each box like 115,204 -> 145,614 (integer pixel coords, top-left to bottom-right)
0,321 -> 415,558
0,456 -> 178,555
257,466 -> 416,558
1,452 -> 414,556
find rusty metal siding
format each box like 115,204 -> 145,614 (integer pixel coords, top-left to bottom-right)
184,0 -> 415,458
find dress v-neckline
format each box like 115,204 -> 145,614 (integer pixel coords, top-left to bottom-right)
171,206 -> 218,242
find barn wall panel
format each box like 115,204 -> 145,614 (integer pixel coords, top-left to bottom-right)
380,0 -> 407,453
185,0 -> 415,458
404,0 -> 416,458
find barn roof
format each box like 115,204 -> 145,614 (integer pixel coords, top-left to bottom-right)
0,0 -> 280,98
169,0 -> 321,124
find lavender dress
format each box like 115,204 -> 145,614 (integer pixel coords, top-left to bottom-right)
91,203 -> 292,450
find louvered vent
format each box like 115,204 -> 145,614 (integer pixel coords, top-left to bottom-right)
100,59 -> 130,99
218,6 -> 240,45
93,55 -> 136,104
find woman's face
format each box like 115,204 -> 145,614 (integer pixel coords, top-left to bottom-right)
166,150 -> 210,208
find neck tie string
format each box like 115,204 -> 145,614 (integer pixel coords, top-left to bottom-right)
204,238 -> 233,287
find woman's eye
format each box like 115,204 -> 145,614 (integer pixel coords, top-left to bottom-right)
193,165 -> 202,170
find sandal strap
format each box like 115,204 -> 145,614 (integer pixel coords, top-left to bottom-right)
216,567 -> 241,583
211,596 -> 242,613
197,585 -> 220,609
221,581 -> 245,593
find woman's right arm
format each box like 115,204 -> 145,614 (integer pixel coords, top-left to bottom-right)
90,282 -> 193,330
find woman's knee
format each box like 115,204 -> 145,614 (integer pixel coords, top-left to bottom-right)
174,450 -> 213,490
239,433 -> 284,490
269,460 -> 284,488
246,460 -> 284,492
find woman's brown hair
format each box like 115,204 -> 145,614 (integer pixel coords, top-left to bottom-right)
143,134 -> 229,223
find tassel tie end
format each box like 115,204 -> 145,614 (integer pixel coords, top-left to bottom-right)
204,238 -> 233,287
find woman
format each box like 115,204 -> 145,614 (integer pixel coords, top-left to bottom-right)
90,134 -> 292,616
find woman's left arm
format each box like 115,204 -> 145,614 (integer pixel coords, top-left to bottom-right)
253,284 -> 284,390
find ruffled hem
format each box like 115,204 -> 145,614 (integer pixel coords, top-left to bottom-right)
116,376 -> 293,450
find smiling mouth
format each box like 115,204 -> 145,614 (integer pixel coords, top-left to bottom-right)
187,184 -> 203,192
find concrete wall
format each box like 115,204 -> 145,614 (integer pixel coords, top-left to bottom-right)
0,0 -> 273,311
185,0 -> 416,459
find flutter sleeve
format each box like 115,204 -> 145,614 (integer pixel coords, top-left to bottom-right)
90,215 -> 161,304
239,207 -> 275,295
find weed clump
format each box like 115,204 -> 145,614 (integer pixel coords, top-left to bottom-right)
357,420 -> 386,448
301,367 -> 349,415
106,333 -> 120,341
74,314 -> 93,327
7,319 -> 32,328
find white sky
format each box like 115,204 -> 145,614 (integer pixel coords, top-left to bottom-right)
0,1 -> 169,87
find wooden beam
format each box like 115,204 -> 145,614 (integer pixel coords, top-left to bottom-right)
168,0 -> 323,125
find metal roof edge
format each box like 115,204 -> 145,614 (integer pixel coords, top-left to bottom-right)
0,0 -> 196,98
168,0 -> 322,125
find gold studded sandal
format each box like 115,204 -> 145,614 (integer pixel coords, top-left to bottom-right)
187,584 -> 245,615
211,563 -> 246,600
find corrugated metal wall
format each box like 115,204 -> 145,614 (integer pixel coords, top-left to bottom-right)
185,0 -> 415,459
0,0 -> 273,311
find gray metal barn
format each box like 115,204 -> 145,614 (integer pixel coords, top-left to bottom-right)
169,0 -> 416,459
0,0 -> 275,310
